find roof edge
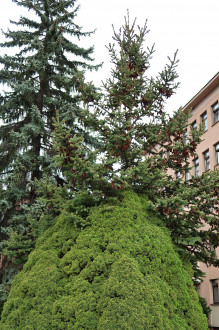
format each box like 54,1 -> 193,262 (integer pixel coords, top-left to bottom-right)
182,72 -> 219,113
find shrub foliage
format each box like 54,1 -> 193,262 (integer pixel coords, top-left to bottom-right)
0,191 -> 207,329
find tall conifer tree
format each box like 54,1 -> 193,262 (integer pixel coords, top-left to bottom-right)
54,14 -> 219,276
0,0 -> 99,305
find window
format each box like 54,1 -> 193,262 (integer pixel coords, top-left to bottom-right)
204,150 -> 210,171
176,171 -> 180,179
160,151 -> 164,159
212,279 -> 219,304
201,112 -> 208,131
184,130 -> 188,144
212,102 -> 219,124
191,120 -> 197,131
209,197 -> 214,212
185,171 -> 190,181
210,244 -> 215,252
194,158 -> 199,177
215,143 -> 219,165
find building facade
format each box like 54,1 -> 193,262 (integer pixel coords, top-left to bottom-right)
182,72 -> 219,329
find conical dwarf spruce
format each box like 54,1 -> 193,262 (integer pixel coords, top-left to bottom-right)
0,191 -> 207,329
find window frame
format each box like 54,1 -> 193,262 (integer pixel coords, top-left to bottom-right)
212,101 -> 219,124
212,279 -> 219,304
203,149 -> 210,171
201,111 -> 208,131
215,143 -> 219,165
191,120 -> 197,131
184,129 -> 188,144
194,158 -> 199,177
167,150 -> 171,159
176,171 -> 181,179
185,171 -> 190,181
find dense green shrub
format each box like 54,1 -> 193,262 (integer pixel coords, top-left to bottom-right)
0,191 -> 207,329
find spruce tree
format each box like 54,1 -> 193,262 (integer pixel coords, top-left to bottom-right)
54,14 -> 218,275
0,0 -> 99,308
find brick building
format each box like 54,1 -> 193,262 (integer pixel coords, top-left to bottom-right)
182,72 -> 219,329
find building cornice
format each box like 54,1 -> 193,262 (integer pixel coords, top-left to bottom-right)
182,72 -> 219,113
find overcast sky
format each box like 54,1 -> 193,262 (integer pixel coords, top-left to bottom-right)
0,0 -> 218,115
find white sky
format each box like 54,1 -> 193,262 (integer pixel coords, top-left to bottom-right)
0,0 -> 218,115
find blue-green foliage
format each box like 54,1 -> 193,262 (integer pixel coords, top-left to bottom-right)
0,191 -> 207,329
